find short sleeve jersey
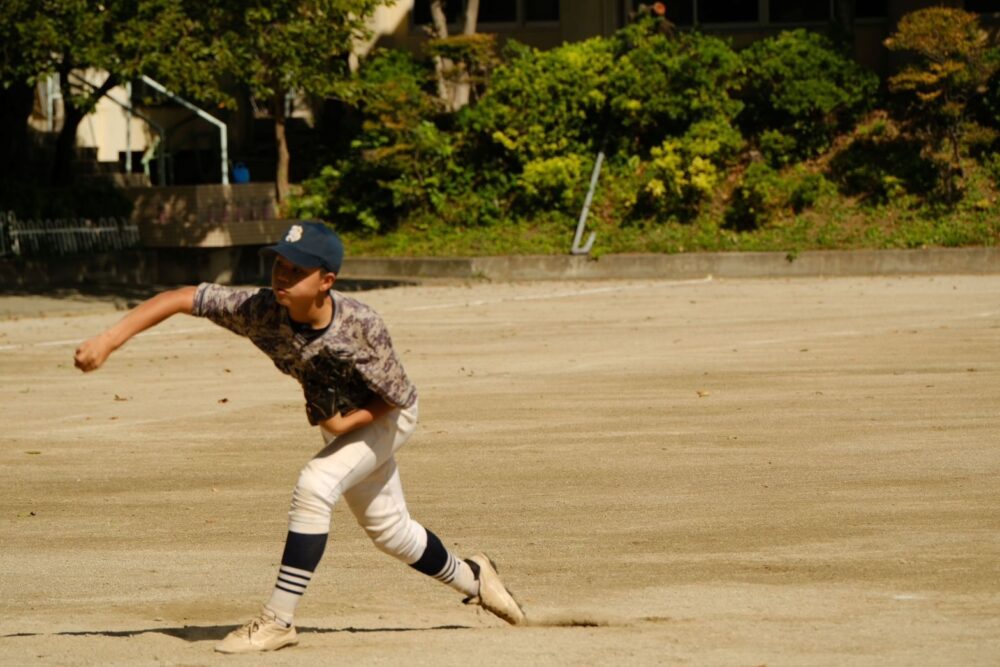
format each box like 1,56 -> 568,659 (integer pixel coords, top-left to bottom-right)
192,283 -> 417,425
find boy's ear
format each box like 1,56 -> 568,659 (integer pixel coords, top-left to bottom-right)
321,271 -> 337,290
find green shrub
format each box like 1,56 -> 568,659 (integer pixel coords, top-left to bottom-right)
973,53 -> 1000,129
518,154 -> 587,210
725,162 -> 834,230
739,29 -> 879,163
607,18 -> 744,153
979,151 -> 1000,188
885,8 -> 999,202
289,49 -> 466,231
462,38 -> 614,167
634,117 -> 744,219
828,116 -> 939,204
758,130 -> 799,167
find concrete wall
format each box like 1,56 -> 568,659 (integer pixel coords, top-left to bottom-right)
3,248 -> 996,291
342,248 -> 1000,281
123,183 -> 287,248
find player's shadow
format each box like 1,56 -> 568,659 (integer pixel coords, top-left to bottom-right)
4,624 -> 470,642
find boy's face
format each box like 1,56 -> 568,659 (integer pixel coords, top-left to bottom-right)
271,255 -> 334,307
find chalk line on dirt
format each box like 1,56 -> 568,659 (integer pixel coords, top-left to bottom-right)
402,276 -> 714,312
0,327 -> 210,352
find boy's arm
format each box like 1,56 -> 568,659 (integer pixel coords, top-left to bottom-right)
318,395 -> 393,436
74,286 -> 197,372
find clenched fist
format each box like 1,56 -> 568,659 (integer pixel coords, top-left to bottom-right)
74,334 -> 115,372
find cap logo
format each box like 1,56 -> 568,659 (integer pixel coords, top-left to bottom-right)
285,225 -> 303,243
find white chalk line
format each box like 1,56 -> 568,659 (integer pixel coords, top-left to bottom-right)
0,326 -> 211,352
403,276 -> 715,312
738,309 -> 999,348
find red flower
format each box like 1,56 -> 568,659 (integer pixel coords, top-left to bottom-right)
652,2 -> 667,16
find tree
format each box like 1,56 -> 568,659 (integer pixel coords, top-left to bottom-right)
738,29 -> 878,164
212,0 -> 390,202
884,7 -> 998,200
0,0 -> 43,182
426,0 -> 485,110
9,0 -> 220,185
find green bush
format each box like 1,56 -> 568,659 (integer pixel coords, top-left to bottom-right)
828,116 -> 938,204
607,18 -> 744,153
739,29 -> 879,163
885,8 -> 999,202
463,22 -> 745,224
758,129 -> 799,167
290,49 -> 468,231
518,154 -> 587,210
979,151 -> 1000,188
973,54 -> 1000,130
725,162 -> 835,230
291,11 -> 1000,255
634,117 -> 744,220
461,38 -> 614,167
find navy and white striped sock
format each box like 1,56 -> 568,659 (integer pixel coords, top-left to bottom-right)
409,529 -> 480,598
265,531 -> 328,625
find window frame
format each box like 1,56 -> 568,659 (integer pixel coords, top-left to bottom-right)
411,0 -> 561,31
624,0 -> 849,28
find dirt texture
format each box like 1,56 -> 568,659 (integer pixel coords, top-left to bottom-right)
1,275 -> 998,666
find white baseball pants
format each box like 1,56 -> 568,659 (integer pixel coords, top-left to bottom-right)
287,401 -> 428,565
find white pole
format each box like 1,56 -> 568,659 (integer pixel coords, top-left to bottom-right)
125,81 -> 132,175
140,75 -> 229,185
46,76 -> 56,132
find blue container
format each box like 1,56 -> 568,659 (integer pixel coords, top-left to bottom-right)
232,162 -> 250,184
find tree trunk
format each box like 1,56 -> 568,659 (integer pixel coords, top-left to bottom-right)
51,68 -> 118,186
429,0 -> 449,38
430,0 -> 479,111
273,92 -> 291,203
463,0 -> 479,34
429,0 -> 453,106
0,81 -> 35,182
451,0 -> 479,109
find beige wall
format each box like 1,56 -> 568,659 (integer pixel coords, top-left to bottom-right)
29,70 -> 152,162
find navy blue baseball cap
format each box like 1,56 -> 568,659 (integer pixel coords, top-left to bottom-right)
261,221 -> 344,273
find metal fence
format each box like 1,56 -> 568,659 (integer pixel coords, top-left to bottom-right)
0,211 -> 140,258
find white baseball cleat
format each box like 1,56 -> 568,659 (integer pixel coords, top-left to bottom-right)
214,607 -> 298,654
464,553 -> 526,625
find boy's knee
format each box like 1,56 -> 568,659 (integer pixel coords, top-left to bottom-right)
288,462 -> 340,532
364,516 -> 425,563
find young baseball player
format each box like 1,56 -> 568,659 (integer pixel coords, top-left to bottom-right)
74,221 -> 525,653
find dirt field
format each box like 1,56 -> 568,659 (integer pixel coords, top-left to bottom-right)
1,275 -> 998,666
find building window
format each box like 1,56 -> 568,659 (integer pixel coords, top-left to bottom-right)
413,0 -> 558,27
630,0 -> 695,25
526,0 -> 560,22
629,1 -> 890,26
965,1 -> 1000,13
698,0 -> 758,23
854,0 -> 887,19
479,0 -> 517,23
414,0 -> 462,25
770,0 -> 831,23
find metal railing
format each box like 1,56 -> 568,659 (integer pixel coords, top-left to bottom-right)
0,211 -> 140,258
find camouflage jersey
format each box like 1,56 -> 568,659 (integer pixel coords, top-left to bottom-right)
192,283 -> 417,425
